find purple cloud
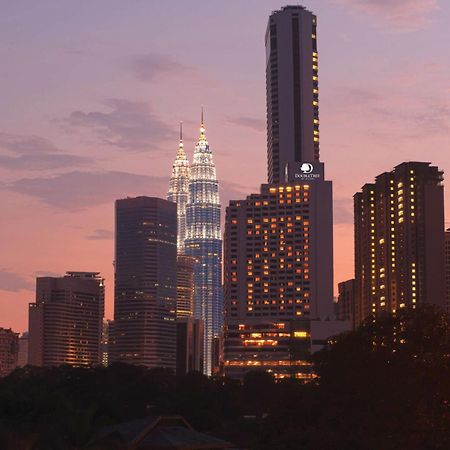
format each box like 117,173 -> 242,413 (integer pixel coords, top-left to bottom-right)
227,116 -> 266,132
0,132 -> 90,171
86,228 -> 114,240
65,99 -> 176,151
34,270 -> 61,277
0,269 -> 33,292
4,170 -> 168,210
328,84 -> 450,141
334,197 -> 353,225
129,53 -> 191,82
336,0 -> 438,32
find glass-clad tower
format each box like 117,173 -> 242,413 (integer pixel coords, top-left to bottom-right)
167,123 -> 190,253
185,116 -> 222,376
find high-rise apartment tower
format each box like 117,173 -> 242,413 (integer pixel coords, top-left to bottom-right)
354,162 -> 445,325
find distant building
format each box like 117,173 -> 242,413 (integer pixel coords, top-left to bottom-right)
266,5 -> 320,183
176,317 -> 204,375
112,197 -> 177,369
0,328 -> 19,377
211,335 -> 222,377
101,319 -> 111,367
28,272 -> 104,367
176,255 -> 195,318
337,279 -> 355,326
17,332 -> 29,367
354,162 -> 445,325
445,229 -> 450,313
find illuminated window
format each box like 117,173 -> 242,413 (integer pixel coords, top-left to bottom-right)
293,331 -> 309,338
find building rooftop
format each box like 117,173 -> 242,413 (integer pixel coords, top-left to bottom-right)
86,415 -> 235,450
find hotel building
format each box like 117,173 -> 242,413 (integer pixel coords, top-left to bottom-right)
223,167 -> 335,379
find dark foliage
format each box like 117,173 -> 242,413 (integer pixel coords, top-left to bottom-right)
255,305 -> 450,450
1,305 -> 449,449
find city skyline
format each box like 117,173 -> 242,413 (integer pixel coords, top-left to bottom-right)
1,0 -> 450,333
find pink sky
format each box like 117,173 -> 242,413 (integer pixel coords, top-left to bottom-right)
1,0 -> 449,332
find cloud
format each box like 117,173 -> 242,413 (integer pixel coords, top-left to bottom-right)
220,180 -> 258,207
334,197 -> 354,225
65,99 -> 176,151
86,228 -> 114,240
0,132 -> 90,171
34,270 -> 61,278
3,169 -> 258,218
0,269 -> 33,292
227,116 -> 265,132
328,83 -> 450,142
129,53 -> 191,82
4,170 -> 168,210
336,0 -> 438,32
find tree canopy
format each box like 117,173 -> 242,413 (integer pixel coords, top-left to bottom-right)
1,305 -> 449,449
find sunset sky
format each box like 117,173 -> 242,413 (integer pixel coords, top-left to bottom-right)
1,0 -> 449,332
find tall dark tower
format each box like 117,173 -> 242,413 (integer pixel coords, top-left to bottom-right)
266,5 -> 319,184
112,197 -> 177,369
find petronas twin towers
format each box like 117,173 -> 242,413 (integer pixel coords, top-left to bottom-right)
167,124 -> 190,253
167,114 -> 222,376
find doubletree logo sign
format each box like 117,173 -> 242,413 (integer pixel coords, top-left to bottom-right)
300,163 -> 314,174
295,162 -> 321,180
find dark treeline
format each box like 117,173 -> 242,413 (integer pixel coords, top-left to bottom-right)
1,305 -> 450,450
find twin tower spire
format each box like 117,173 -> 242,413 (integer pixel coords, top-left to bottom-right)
167,109 -> 213,252
175,107 -> 206,160
167,109 -> 222,376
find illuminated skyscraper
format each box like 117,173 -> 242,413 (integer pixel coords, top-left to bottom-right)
185,113 -> 222,376
168,123 -> 190,254
266,5 -> 320,184
354,162 -> 445,325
